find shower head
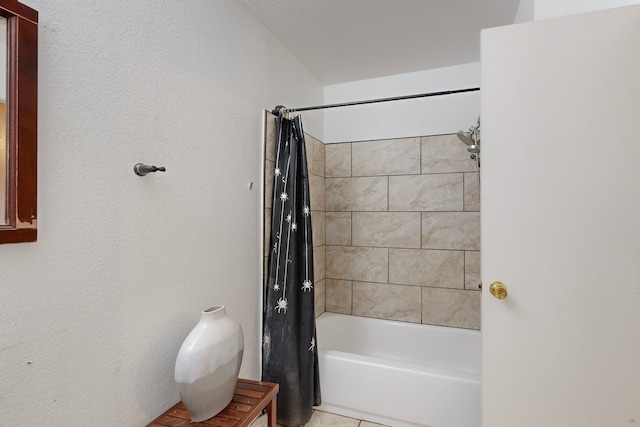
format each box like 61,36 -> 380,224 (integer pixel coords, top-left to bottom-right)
456,131 -> 474,146
457,117 -> 481,154
457,130 -> 480,154
467,144 -> 480,154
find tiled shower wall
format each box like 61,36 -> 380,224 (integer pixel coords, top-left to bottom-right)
264,113 -> 480,329
323,135 -> 481,330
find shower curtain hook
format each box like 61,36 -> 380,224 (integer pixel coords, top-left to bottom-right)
272,105 -> 287,117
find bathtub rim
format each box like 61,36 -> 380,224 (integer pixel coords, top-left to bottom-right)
319,348 -> 481,384
316,311 -> 482,335
316,311 -> 482,374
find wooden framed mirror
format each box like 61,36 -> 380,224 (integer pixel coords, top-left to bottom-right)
0,0 -> 37,244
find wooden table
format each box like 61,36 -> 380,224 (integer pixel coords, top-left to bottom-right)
147,379 -> 279,427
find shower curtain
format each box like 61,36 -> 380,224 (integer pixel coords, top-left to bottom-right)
262,114 -> 321,426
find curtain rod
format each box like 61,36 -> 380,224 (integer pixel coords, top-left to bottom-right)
272,87 -> 480,115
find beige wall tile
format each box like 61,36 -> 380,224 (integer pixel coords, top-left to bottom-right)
352,212 -> 421,248
464,172 -> 480,212
389,249 -> 464,288
421,134 -> 476,173
326,246 -> 388,283
326,279 -> 352,314
422,288 -> 480,330
352,138 -> 420,176
311,211 -> 325,247
326,212 -> 352,246
315,279 -> 326,317
465,251 -> 481,290
326,177 -> 388,212
265,113 -> 276,162
326,143 -> 352,177
314,245 -> 326,282
281,130 -> 485,330
353,282 -> 421,323
309,175 -> 326,211
314,138 -> 326,178
422,212 -> 480,250
305,134 -> 316,175
388,174 -> 463,211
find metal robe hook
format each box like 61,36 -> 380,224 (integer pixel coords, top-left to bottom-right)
134,163 -> 166,176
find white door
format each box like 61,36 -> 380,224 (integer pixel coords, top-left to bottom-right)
481,6 -> 640,427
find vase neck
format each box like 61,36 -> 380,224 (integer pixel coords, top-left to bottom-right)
200,305 -> 226,323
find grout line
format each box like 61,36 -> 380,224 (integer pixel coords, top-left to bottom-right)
349,142 -> 353,177
350,278 -> 353,315
387,176 -> 389,212
463,171 -> 467,212
420,136 -> 423,175
420,211 -> 423,250
421,282 -> 424,324
387,247 -> 390,283
463,250 -> 467,290
350,211 -> 353,246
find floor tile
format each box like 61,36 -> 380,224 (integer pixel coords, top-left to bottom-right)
249,410 -> 370,427
248,413 -> 268,427
359,421 -> 389,427
305,411 -> 360,426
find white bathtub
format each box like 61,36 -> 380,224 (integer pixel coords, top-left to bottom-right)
315,313 -> 481,427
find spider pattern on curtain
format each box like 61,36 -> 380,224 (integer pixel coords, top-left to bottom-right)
262,114 -> 321,427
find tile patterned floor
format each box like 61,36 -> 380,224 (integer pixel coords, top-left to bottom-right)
250,409 -> 389,427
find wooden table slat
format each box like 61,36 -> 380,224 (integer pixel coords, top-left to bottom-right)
166,408 -> 191,420
224,402 -> 252,413
232,395 -> 259,406
147,379 -> 278,427
152,415 -> 193,427
200,417 -> 238,427
234,388 -> 264,399
218,407 -> 249,419
236,382 -> 271,393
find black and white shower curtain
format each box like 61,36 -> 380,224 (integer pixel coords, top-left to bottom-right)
262,114 -> 321,426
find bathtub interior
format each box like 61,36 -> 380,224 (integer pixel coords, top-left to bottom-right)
314,312 -> 481,427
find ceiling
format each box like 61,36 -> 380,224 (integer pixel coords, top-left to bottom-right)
238,0 -> 522,84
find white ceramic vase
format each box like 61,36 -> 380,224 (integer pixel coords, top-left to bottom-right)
175,305 -> 244,422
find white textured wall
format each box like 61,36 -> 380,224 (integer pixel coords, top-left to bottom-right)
535,0 -> 639,19
323,63 -> 480,143
514,0 -> 535,23
0,1 -> 322,425
514,0 -> 639,23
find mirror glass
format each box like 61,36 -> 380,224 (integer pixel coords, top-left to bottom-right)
0,17 -> 6,225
